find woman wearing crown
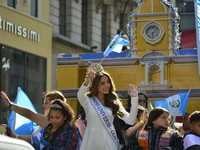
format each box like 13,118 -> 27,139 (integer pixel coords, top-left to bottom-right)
77,63 -> 138,150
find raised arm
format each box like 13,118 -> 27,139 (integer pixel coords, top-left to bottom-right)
77,71 -> 95,108
119,84 -> 138,125
125,109 -> 148,143
0,91 -> 49,128
75,118 -> 86,138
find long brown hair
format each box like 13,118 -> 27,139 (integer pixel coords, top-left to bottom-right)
87,71 -> 123,117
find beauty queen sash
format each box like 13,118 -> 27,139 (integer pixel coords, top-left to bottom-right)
91,97 -> 121,150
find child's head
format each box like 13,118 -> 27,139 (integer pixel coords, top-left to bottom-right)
183,112 -> 190,131
189,111 -> 200,136
47,99 -> 75,124
145,107 -> 170,129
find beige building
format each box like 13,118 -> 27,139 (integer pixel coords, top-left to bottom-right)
0,0 -> 52,122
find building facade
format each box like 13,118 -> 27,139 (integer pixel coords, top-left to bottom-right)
0,0 -> 52,123
0,0 -> 196,122
50,0 -> 138,88
56,0 -> 199,116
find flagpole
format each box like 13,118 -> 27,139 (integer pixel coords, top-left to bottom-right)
13,87 -> 20,133
100,56 -> 106,65
194,0 -> 200,75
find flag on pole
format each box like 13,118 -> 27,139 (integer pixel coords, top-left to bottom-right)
8,87 -> 38,135
194,0 -> 200,75
103,32 -> 129,57
154,90 -> 191,116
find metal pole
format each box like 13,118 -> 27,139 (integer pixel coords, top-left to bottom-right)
194,0 -> 200,75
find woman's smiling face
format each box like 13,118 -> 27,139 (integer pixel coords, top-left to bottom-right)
97,75 -> 111,95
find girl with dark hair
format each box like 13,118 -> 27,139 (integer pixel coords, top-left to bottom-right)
0,90 -> 67,128
126,107 -> 183,150
32,99 -> 79,150
77,67 -> 138,150
5,99 -> 80,150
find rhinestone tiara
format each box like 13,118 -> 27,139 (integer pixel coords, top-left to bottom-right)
87,61 -> 104,73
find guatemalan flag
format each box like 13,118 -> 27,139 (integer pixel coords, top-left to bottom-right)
8,87 -> 38,135
154,90 -> 191,116
103,32 -> 129,57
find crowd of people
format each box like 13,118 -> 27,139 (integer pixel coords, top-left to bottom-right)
0,63 -> 200,150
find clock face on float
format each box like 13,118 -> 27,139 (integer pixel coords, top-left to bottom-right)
145,25 -> 160,40
142,22 -> 164,45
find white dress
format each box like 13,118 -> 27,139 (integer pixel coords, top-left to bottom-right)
77,84 -> 138,150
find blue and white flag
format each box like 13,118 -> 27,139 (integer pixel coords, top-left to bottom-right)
103,32 -> 129,57
154,90 -> 191,116
8,87 -> 38,135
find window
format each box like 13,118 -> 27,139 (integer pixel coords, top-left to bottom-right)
0,44 -> 46,124
176,0 -> 194,13
176,0 -> 195,30
101,4 -> 107,52
59,0 -> 66,36
82,0 -> 88,45
7,0 -> 15,8
30,0 -> 38,17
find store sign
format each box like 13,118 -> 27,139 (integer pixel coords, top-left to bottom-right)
0,16 -> 40,42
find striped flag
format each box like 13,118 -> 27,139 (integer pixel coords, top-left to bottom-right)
103,33 -> 129,57
8,88 -> 38,135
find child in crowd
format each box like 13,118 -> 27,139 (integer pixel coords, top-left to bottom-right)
182,112 -> 191,132
125,106 -> 148,144
7,99 -> 80,150
126,107 -> 183,150
183,111 -> 200,150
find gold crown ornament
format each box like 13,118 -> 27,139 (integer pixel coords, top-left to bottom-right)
84,62 -> 104,86
87,61 -> 104,74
